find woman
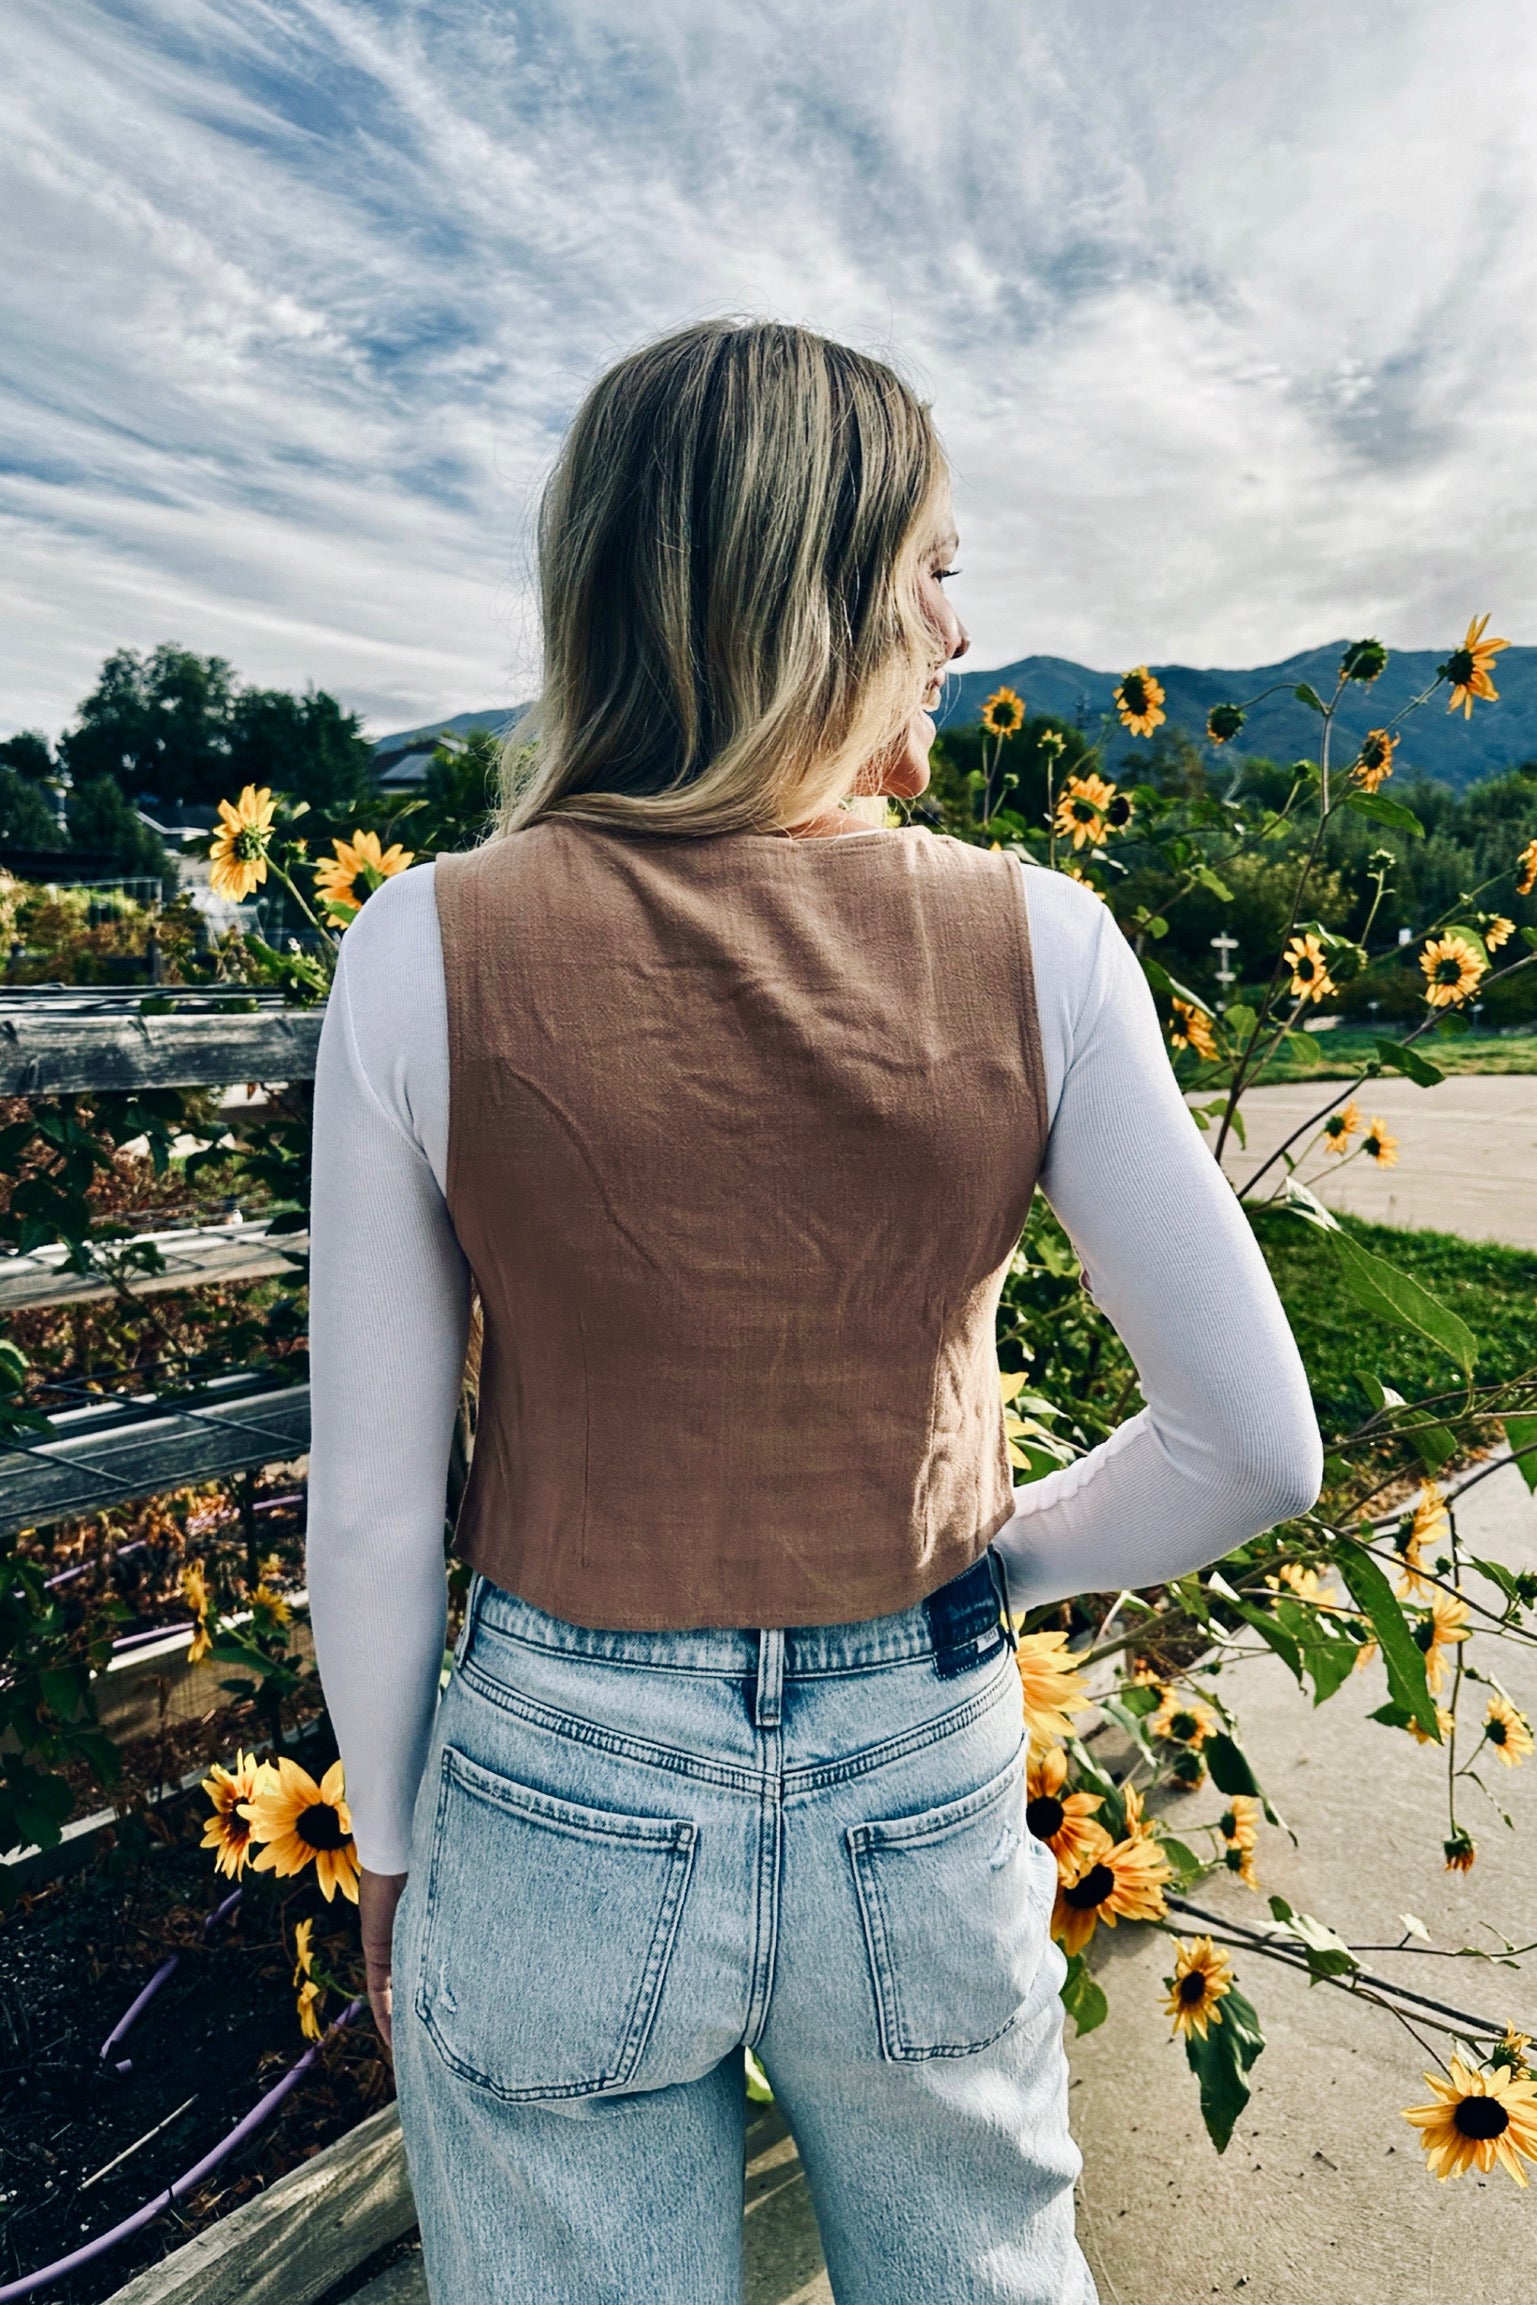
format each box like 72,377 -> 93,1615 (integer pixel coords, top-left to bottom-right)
307,319 -> 1320,2304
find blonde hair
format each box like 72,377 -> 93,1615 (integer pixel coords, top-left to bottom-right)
500,320 -> 949,838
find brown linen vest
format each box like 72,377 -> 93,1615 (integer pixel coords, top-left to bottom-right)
434,819 -> 1049,1632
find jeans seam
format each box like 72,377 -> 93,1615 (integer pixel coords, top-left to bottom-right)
782,1651 -> 1018,1799
457,1654 -> 771,1793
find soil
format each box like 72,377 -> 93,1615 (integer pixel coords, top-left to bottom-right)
0,1780 -> 392,2302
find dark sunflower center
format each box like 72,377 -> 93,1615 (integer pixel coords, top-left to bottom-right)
1446,649 -> 1475,686
1169,1711 -> 1199,1742
1107,795 -> 1131,825
1026,1796 -> 1065,1841
1413,1620 -> 1436,1653
1178,1972 -> 1208,2005
1064,1862 -> 1115,1911
1489,1720 -> 1509,1744
1123,678 -> 1147,711
1433,957 -> 1464,983
296,1801 -> 346,1850
1454,2095 -> 1510,2140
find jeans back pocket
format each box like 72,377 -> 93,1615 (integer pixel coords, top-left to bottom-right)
413,1744 -> 697,2101
847,1748 -> 1048,2061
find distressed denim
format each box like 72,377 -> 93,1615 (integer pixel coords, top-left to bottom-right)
392,1556 -> 1098,2304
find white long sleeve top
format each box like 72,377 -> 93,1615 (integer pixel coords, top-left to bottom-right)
307,845 -> 1322,1872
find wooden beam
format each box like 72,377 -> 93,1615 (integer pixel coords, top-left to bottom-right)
0,1009 -> 323,1096
0,1225 -> 307,1312
102,2105 -> 414,2305
0,1382 -> 310,1537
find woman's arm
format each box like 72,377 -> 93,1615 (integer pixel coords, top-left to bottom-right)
992,873 -> 1322,1608
306,867 -> 470,1880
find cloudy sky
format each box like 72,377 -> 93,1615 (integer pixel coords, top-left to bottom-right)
3,0 -> 1535,739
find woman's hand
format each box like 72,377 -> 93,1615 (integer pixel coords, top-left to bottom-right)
359,1866 -> 409,2056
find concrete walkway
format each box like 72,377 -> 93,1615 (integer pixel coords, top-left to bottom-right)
1223,1072 -> 1537,1245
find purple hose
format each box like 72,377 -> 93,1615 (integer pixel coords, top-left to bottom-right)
98,1889 -> 243,2072
0,2000 -> 362,2304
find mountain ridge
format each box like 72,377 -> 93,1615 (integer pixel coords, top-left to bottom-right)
373,642 -> 1537,790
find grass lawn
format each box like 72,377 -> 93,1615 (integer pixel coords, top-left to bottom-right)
1254,1028 -> 1537,1083
1252,1207 -> 1537,1435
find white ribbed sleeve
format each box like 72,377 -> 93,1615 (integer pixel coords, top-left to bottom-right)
305,852 -> 1321,1871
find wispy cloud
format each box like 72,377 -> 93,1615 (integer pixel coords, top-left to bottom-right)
3,0 -> 1535,736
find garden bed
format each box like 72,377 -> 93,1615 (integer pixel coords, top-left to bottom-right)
0,1800 -> 389,2304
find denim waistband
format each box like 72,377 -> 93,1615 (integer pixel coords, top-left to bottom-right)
466,1550 -> 1013,1682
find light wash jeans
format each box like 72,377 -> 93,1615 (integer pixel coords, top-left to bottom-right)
392,1554 -> 1098,2304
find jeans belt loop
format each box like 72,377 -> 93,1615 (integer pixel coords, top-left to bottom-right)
753,1628 -> 785,1728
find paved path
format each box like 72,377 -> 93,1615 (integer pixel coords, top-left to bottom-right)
1222,1072 -> 1537,1245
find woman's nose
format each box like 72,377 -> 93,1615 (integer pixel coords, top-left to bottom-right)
949,613 -> 970,663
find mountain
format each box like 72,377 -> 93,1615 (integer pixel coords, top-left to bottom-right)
938,643 -> 1537,789
372,641 -> 1537,791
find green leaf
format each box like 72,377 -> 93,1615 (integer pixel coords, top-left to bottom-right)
1345,791 -> 1425,837
1154,1832 -> 1204,1887
1330,1233 -> 1477,1376
1192,863 -> 1234,902
1184,1984 -> 1264,2152
1223,1003 -> 1257,1044
1410,1421 -> 1460,1474
1373,1037 -> 1443,1087
743,2047 -> 775,2103
1333,1540 -> 1440,1738
1218,1596 -> 1303,1683
1469,1557 -> 1524,1610
1267,1895 -> 1359,1983
1505,1414 -> 1537,1494
1061,1953 -> 1109,2037
1206,1731 -> 1263,1797
1293,683 -> 1327,714
1117,1683 -> 1162,1718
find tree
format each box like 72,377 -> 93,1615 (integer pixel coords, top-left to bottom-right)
60,645 -> 236,806
228,688 -> 374,813
0,768 -> 64,851
0,732 -> 58,785
65,777 -> 172,889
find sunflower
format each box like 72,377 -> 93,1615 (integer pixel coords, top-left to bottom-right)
1518,840 -> 1537,900
208,787 -> 276,903
180,1558 -> 214,1664
200,1749 -> 263,1879
1283,932 -> 1336,1004
1053,773 -> 1115,850
1321,1099 -> 1361,1155
1149,1689 -> 1219,1751
1396,1483 -> 1447,1600
1492,2028 -> 1532,2079
1014,1629 -> 1090,1747
980,687 -> 1026,738
1484,915 -> 1515,952
296,1979 -> 325,2041
1105,790 -> 1134,829
1206,703 -> 1245,746
1420,934 -> 1485,1008
243,1756 -> 360,1903
1340,639 -> 1388,684
1065,865 -> 1107,899
1351,729 -> 1399,791
1163,1936 -> 1234,2039
1403,2055 -> 1537,2185
1415,1590 -> 1471,1694
1361,1116 -> 1398,1168
1051,1826 -> 1171,1956
1408,1704 -> 1456,1748
314,830 -> 414,923
1114,667 -> 1166,738
1441,615 -> 1509,720
1218,1795 -> 1261,1890
1270,1561 -> 1339,1610
1484,1692 -> 1534,1768
1168,998 -> 1218,1060
1444,1830 -> 1477,1873
1025,1744 -> 1105,1881
293,1917 -> 315,1981
251,1582 -> 292,1632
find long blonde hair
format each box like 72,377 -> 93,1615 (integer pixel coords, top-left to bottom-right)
500,320 -> 949,837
